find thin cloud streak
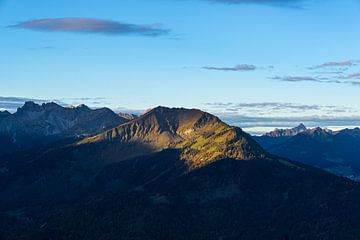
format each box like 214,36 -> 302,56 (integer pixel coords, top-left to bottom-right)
205,0 -> 307,8
270,76 -> 321,83
203,64 -> 257,71
205,102 -> 349,113
270,76 -> 360,86
8,18 -> 170,37
269,59 -> 360,87
309,60 -> 357,70
339,72 -> 360,80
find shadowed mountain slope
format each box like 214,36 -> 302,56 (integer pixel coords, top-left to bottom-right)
0,101 -> 128,155
254,125 -> 360,180
267,127 -> 360,180
2,107 -> 360,239
253,124 -> 307,149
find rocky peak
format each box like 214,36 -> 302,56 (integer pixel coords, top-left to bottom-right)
0,110 -> 11,117
294,123 -> 307,132
18,101 -> 43,113
306,127 -> 333,136
78,106 -> 267,168
264,123 -> 307,137
0,111 -> 11,123
77,104 -> 91,111
41,102 -> 63,111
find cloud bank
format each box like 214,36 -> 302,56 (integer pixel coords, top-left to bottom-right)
8,18 -> 170,37
221,114 -> 360,135
0,97 -> 65,112
204,101 -> 360,134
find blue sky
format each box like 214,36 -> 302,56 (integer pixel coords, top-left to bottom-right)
1,0 -> 360,133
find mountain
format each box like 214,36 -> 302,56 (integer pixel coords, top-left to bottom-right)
265,123 -> 307,137
118,112 -> 138,120
78,107 -> 266,168
2,107 -> 360,239
266,127 -> 360,180
0,110 -> 11,119
0,101 -> 128,155
253,124 -> 307,148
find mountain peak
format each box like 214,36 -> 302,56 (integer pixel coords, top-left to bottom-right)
78,106 -> 267,168
264,124 -> 307,138
19,101 -> 43,112
295,123 -> 307,131
0,101 -> 128,155
17,101 -> 64,113
306,127 -> 333,136
42,102 -> 63,110
0,110 -> 11,116
78,104 -> 91,110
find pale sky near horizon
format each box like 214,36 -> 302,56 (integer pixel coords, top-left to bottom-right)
1,0 -> 360,133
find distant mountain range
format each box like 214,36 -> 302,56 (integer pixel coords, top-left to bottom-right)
118,112 -> 138,120
0,101 -> 128,155
2,104 -> 360,239
254,125 -> 360,180
253,123 -> 307,148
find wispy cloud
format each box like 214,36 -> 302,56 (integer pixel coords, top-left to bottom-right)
8,18 -> 170,37
205,0 -> 306,8
205,102 -> 348,113
60,97 -> 109,106
269,59 -> 360,87
29,46 -> 55,50
270,75 -> 360,86
220,114 -> 360,134
338,72 -> 360,80
309,60 -> 357,70
271,76 -> 321,83
203,64 -> 257,71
